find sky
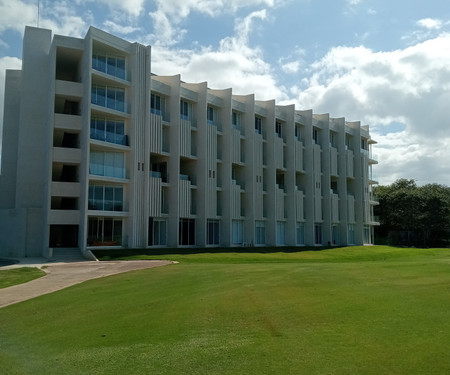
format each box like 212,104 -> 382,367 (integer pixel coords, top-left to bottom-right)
1,0 -> 450,186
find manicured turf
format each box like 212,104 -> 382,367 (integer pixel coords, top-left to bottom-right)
0,267 -> 46,289
0,246 -> 449,374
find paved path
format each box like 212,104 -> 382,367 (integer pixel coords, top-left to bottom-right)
0,260 -> 174,308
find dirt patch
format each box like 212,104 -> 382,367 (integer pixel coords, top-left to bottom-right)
0,260 -> 174,308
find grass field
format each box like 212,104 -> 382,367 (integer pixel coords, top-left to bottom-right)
0,267 -> 46,289
0,246 -> 449,374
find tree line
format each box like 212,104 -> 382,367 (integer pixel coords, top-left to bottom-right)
374,179 -> 450,247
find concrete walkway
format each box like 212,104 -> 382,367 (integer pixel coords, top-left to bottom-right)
0,259 -> 174,308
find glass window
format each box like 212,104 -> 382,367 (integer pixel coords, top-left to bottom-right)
276,221 -> 285,245
232,111 -> 240,130
148,218 -> 167,246
179,218 -> 195,245
313,128 -> 319,144
93,54 -> 126,79
91,85 -> 125,112
255,221 -> 265,245
88,185 -> 123,212
348,224 -> 355,244
180,100 -> 189,120
296,223 -> 305,245
107,56 -> 116,77
207,219 -> 219,245
315,224 -> 322,245
90,117 -> 126,146
255,116 -> 262,134
232,220 -> 243,244
275,121 -> 282,138
116,57 -> 126,79
207,106 -> 215,124
90,151 -> 125,179
87,217 -> 123,246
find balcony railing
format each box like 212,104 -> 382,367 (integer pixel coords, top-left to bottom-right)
90,128 -> 128,146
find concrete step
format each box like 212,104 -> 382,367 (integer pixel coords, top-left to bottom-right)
50,248 -> 86,262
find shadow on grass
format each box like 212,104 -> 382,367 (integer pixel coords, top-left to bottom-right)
92,245 -> 342,260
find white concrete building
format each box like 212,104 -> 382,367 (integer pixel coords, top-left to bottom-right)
0,26 -> 378,258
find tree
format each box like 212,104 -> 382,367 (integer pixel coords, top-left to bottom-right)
374,179 -> 450,247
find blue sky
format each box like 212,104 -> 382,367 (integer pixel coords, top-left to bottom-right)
1,0 -> 450,185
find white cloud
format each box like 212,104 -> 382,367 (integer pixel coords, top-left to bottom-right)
147,0 -> 283,46
0,0 -> 89,39
346,0 -> 362,5
76,0 -> 145,17
417,18 -> 443,30
281,61 -> 300,74
103,20 -> 140,35
150,9 -> 287,101
295,33 -> 450,185
0,0 -> 38,34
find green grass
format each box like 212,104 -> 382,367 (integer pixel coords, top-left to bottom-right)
0,267 -> 46,289
1,246 -> 449,374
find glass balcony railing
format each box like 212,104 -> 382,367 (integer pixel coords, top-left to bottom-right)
90,128 -> 128,146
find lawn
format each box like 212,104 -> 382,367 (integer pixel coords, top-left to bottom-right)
0,246 -> 449,374
0,267 -> 46,289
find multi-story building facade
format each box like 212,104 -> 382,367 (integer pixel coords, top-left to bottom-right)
0,26 -> 378,258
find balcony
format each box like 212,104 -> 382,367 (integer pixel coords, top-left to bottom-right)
53,147 -> 81,164
90,128 -> 128,146
370,216 -> 380,226
151,108 -> 170,122
55,80 -> 83,99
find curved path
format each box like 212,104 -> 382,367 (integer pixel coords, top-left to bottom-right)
0,260 -> 174,309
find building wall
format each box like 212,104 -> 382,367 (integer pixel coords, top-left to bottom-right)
0,26 -> 379,258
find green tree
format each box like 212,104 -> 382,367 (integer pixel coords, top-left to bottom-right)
375,179 -> 450,246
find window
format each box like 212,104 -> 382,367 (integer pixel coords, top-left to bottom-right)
207,106 -> 215,124
207,219 -> 220,245
232,111 -> 240,129
180,100 -> 190,120
332,225 -> 339,245
88,185 -> 123,211
255,221 -> 265,245
179,218 -> 195,245
151,93 -> 162,115
148,218 -> 167,246
91,85 -> 125,112
295,125 -> 301,141
232,220 -> 243,244
88,217 -> 122,246
330,131 -> 336,148
255,116 -> 262,135
313,128 -> 319,145
89,150 -> 125,179
276,221 -> 286,245
296,223 -> 305,245
90,117 -> 127,146
348,224 -> 355,244
92,54 -> 126,80
361,138 -> 367,150
345,135 -> 352,150
275,121 -> 282,138
314,224 -> 322,245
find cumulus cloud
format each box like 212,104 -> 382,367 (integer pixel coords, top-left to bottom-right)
76,0 -> 145,17
103,20 -> 140,35
0,0 -> 89,39
150,9 -> 287,100
147,0 -> 283,46
295,33 -> 450,184
0,0 -> 38,34
417,18 -> 443,30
